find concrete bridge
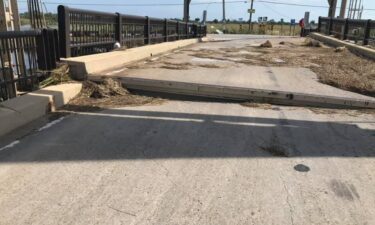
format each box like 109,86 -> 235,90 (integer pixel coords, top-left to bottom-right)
0,34 -> 374,224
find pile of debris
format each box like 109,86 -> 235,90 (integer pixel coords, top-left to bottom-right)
302,38 -> 322,47
39,64 -> 72,88
260,40 -> 273,48
81,78 -> 129,99
66,78 -> 164,111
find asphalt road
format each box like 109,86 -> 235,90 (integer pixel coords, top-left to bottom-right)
0,101 -> 374,225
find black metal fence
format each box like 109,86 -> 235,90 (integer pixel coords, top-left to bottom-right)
318,17 -> 375,46
58,5 -> 207,58
0,29 -> 59,102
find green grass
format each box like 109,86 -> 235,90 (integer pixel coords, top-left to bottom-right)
206,23 -> 302,36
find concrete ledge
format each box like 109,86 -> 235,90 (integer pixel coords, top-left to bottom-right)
310,33 -> 375,60
62,38 -> 203,80
0,83 -> 82,137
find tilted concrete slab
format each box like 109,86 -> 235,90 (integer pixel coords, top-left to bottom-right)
91,65 -> 375,109
62,38 -> 204,80
88,35 -> 375,109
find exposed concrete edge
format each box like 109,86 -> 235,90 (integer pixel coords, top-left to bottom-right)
111,77 -> 375,109
310,33 -> 375,60
0,83 -> 82,137
62,38 -> 203,80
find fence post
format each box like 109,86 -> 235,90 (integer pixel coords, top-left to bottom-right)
363,19 -> 371,46
343,19 -> 349,40
318,17 -> 322,32
328,17 -> 333,35
186,23 -> 189,38
145,16 -> 150,44
58,5 -> 71,58
164,19 -> 168,42
115,13 -> 122,45
36,29 -> 48,70
177,22 -> 180,40
44,29 -> 58,70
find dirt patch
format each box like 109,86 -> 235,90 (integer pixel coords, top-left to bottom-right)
260,145 -> 288,157
307,107 -> 375,116
160,62 -> 192,70
241,102 -> 278,110
197,64 -> 223,69
302,38 -> 322,47
65,78 -> 164,111
238,40 -> 375,97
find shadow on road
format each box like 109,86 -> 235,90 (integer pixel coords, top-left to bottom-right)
0,106 -> 374,162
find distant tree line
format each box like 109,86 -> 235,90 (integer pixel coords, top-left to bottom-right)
20,12 -> 58,26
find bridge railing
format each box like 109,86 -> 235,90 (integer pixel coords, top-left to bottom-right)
58,5 -> 207,58
0,29 -> 59,102
318,17 -> 374,47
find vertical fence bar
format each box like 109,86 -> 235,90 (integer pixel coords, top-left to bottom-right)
177,22 -> 180,40
363,19 -> 371,46
164,19 -> 168,42
343,19 -> 349,40
58,5 -> 71,58
144,16 -> 150,45
318,17 -> 322,33
328,17 -> 333,35
36,30 -> 48,70
116,13 -> 122,44
53,29 -> 60,60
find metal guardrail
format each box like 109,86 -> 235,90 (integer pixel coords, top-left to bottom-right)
0,29 -> 59,102
318,17 -> 374,46
58,5 -> 207,58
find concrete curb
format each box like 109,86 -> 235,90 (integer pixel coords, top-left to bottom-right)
310,33 -> 375,60
117,77 -> 375,109
62,38 -> 204,80
0,83 -> 82,137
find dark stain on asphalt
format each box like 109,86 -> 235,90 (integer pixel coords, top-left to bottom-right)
294,164 -> 310,172
330,179 -> 360,201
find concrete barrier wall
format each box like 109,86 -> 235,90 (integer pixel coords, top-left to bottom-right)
310,33 -> 375,60
63,38 -> 204,80
0,83 -> 82,137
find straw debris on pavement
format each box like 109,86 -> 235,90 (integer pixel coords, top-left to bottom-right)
65,78 -> 164,111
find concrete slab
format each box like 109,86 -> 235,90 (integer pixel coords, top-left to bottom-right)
310,32 -> 375,60
63,38 -> 203,80
0,101 -> 374,224
91,40 -> 375,108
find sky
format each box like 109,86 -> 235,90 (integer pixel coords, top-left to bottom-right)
17,0 -> 375,22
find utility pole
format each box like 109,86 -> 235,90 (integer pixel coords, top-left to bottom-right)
0,0 -> 20,31
339,0 -> 348,18
183,0 -> 191,22
222,0 -> 226,32
328,0 -> 338,17
249,0 -> 254,32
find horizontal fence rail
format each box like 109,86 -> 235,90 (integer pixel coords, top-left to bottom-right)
0,29 -> 59,102
58,5 -> 207,58
318,17 -> 374,47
